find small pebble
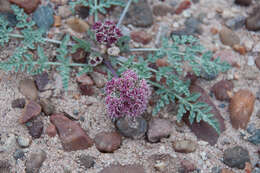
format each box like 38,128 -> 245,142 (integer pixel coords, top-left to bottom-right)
17,136 -> 31,148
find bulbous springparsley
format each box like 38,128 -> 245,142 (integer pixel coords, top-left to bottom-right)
105,69 -> 151,119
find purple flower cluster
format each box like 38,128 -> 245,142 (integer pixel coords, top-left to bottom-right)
92,21 -> 122,46
105,69 -> 151,119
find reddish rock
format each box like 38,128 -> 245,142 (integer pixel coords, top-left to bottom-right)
233,44 -> 247,55
229,90 -> 255,129
183,83 -> 226,145
76,74 -> 94,86
211,80 -> 234,101
152,4 -> 174,16
221,168 -> 234,173
50,113 -> 93,151
175,0 -> 191,15
213,49 -> 239,67
9,0 -> 41,14
78,84 -> 94,96
71,48 -> 88,64
20,101 -> 41,124
99,164 -> 145,173
156,58 -> 169,67
255,56 -> 260,70
131,31 -> 152,45
244,162 -> 252,173
94,132 -> 122,153
180,159 -> 196,172
46,123 -> 57,137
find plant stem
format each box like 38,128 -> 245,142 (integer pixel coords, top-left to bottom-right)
117,0 -> 133,28
103,59 -> 118,78
130,48 -> 159,52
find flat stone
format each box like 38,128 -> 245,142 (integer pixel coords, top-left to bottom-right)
172,139 -> 197,153
223,146 -> 250,169
229,89 -> 255,129
147,118 -> 172,143
25,150 -> 47,173
11,98 -> 26,109
99,164 -> 145,173
211,80 -> 233,101
9,0 -> 40,14
34,72 -> 49,92
50,113 -> 93,151
18,79 -> 38,101
221,168 -> 234,173
246,7 -> 260,31
26,119 -> 44,138
32,6 -> 54,32
213,49 -> 238,67
20,101 -> 41,124
116,116 -> 148,140
94,132 -> 122,153
219,27 -> 240,47
131,31 -> 153,45
76,154 -> 95,169
183,83 -> 226,145
66,17 -> 90,33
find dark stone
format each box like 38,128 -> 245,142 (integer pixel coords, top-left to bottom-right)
76,155 -> 95,169
11,98 -> 26,108
223,146 -> 250,169
211,80 -> 233,101
13,149 -> 25,160
75,6 -> 90,19
184,17 -> 202,35
235,0 -> 252,6
183,83 -> 225,146
0,12 -> 18,27
26,119 -> 44,138
248,129 -> 260,145
225,16 -> 246,30
199,67 -> 218,80
116,116 -> 148,140
78,84 -> 94,96
246,7 -> 260,31
34,72 -> 49,92
246,123 -> 256,134
32,6 -> 54,32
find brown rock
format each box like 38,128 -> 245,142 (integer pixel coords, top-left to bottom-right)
233,44 -> 247,55
183,83 -> 226,145
58,5 -> 72,19
53,15 -> 61,27
219,27 -> 240,46
255,56 -> 260,70
0,0 -> 12,13
156,58 -> 169,67
180,159 -> 196,172
27,118 -> 44,138
46,123 -> 57,137
229,89 -> 255,129
78,84 -> 94,96
66,17 -> 89,33
71,48 -> 88,64
99,164 -> 145,173
152,4 -> 174,16
9,0 -> 41,14
172,139 -> 197,153
76,74 -> 94,86
211,80 -> 234,101
175,0 -> 191,15
94,132 -> 122,153
50,113 -> 93,151
18,79 -> 38,100
246,9 -> 260,31
20,101 -> 41,124
210,27 -> 219,35
221,168 -> 234,173
131,31 -> 153,45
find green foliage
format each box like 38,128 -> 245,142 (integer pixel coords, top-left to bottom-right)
116,35 -> 231,134
0,16 -> 13,46
69,0 -> 125,21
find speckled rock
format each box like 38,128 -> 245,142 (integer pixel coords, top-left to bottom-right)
50,113 -> 93,151
223,146 -> 250,169
172,139 -> 197,153
234,0 -> 252,6
39,99 -> 55,116
76,154 -> 95,169
20,101 -> 41,124
11,98 -> 26,108
211,80 -> 233,101
147,118 -> 172,143
183,84 -> 225,145
25,150 -> 47,173
26,119 -> 44,138
99,164 -> 145,173
94,132 -> 122,153
34,72 -> 49,92
66,17 -> 90,33
17,136 -> 31,148
9,0 -> 40,14
213,49 -> 238,67
18,79 -> 38,101
246,8 -> 260,31
248,129 -> 260,145
116,116 -> 148,140
229,89 -> 255,129
219,27 -> 240,46
32,6 -> 54,32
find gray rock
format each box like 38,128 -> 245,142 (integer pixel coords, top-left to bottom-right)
32,6 -> 54,32
185,17 -> 202,35
247,123 -> 256,134
76,155 -> 95,169
0,13 -> 18,27
253,167 -> 260,173
17,136 -> 31,148
25,150 -> 47,173
225,16 -> 246,30
223,146 -> 250,169
11,98 -> 26,109
147,118 -> 172,143
39,99 -> 55,116
248,129 -> 260,144
0,160 -> 11,173
172,140 -> 197,153
116,116 -> 147,140
13,149 -> 25,160
211,166 -> 221,173
219,27 -> 240,47
0,134 -> 17,153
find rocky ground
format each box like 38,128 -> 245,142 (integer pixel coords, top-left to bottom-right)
1,0 -> 260,172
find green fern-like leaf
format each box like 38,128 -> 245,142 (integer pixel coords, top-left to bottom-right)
0,16 -> 13,46
71,36 -> 91,53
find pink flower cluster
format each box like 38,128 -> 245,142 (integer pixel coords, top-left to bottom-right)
105,69 -> 151,119
92,21 -> 122,46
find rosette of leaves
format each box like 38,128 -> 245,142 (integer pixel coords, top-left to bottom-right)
116,35 -> 231,134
